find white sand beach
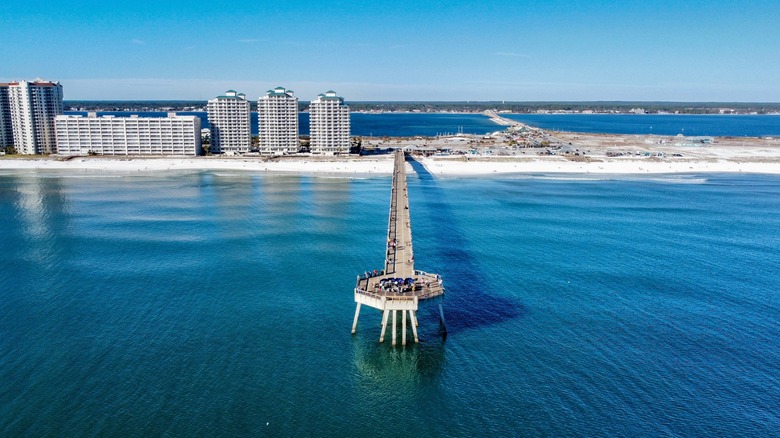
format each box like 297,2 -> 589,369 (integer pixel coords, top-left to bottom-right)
416,132 -> 780,175
1,151 -> 778,176
0,155 -> 396,175
2,131 -> 779,176
418,155 -> 780,176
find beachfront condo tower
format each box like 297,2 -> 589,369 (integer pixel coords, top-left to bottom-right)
0,84 -> 13,149
309,91 -> 350,155
8,80 -> 64,154
207,90 -> 251,154
258,87 -> 299,154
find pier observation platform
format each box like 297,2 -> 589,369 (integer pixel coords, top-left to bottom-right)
352,150 -> 444,345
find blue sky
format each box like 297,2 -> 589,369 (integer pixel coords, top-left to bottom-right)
2,0 -> 779,101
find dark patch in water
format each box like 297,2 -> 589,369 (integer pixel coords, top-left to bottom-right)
407,155 -> 526,334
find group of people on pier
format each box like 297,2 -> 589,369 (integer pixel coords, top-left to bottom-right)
362,269 -> 382,279
376,277 -> 416,294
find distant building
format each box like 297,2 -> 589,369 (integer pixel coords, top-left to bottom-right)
207,90 -> 251,154
55,113 -> 202,156
258,86 -> 298,154
309,90 -> 350,154
0,84 -> 13,149
8,80 -> 64,154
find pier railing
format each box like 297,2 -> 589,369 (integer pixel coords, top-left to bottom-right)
355,287 -> 417,302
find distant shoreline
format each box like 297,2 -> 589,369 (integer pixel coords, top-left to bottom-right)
64,109 -> 780,116
63,100 -> 780,116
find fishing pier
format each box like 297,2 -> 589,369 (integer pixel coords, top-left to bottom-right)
352,150 -> 445,345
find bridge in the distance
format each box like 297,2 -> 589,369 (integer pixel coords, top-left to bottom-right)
352,150 -> 445,346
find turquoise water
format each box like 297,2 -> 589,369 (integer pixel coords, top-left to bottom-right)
503,113 -> 780,137
2,169 -> 779,435
65,111 -> 780,137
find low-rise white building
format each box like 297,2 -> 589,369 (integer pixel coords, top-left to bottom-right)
207,90 -> 251,154
55,113 -> 202,156
309,90 -> 350,154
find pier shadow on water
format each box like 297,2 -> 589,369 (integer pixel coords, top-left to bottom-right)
406,156 -> 526,335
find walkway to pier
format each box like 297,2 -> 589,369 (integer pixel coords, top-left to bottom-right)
352,150 -> 444,345
484,110 -> 524,127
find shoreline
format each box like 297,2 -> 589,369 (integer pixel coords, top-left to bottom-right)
418,156 -> 780,175
0,156 -> 396,175
1,153 -> 778,177
2,124 -> 779,177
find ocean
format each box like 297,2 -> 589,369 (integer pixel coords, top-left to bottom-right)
2,168 -> 779,435
64,111 -> 780,138
501,113 -> 780,137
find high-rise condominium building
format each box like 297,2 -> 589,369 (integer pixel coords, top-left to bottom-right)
309,91 -> 350,155
207,90 -> 251,154
55,113 -> 202,156
0,84 -> 13,149
258,86 -> 298,154
8,80 -> 64,154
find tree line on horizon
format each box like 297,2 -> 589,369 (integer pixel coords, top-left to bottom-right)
63,100 -> 780,115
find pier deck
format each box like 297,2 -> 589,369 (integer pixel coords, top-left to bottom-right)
352,150 -> 444,344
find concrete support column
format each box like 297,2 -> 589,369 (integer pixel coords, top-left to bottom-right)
351,302 -> 361,334
402,310 -> 407,346
410,310 -> 419,343
379,309 -> 390,343
392,309 -> 397,346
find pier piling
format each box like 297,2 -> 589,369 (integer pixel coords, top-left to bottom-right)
392,309 -> 397,346
402,310 -> 407,346
351,303 -> 361,334
410,310 -> 419,343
